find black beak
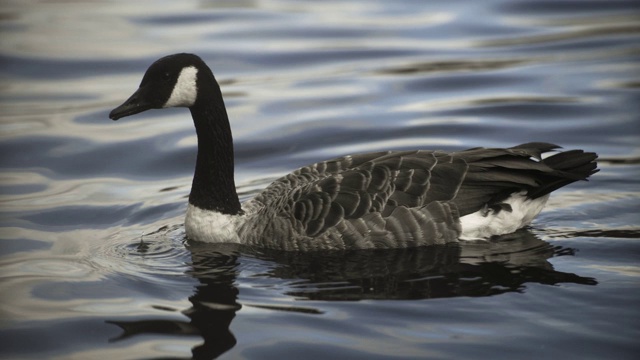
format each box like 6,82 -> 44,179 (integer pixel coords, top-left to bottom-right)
109,87 -> 155,121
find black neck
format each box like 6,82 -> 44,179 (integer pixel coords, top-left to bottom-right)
188,73 -> 242,215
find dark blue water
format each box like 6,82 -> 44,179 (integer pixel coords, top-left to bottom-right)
1,1 -> 639,359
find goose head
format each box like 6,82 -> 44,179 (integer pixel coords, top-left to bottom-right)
109,53 -> 209,120
109,53 -> 241,216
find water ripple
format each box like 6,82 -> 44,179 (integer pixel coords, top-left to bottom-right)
1,0 -> 639,358
93,224 -> 191,282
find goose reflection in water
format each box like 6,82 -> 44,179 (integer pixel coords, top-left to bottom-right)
107,230 -> 596,359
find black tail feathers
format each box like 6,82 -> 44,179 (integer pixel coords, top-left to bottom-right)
527,148 -> 599,198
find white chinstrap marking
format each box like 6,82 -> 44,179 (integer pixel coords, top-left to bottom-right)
459,191 -> 549,240
185,203 -> 242,243
164,66 -> 198,108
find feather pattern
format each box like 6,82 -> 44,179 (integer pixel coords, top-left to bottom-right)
237,142 -> 598,250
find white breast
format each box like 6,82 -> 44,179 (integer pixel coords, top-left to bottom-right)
185,203 -> 242,243
459,191 -> 549,240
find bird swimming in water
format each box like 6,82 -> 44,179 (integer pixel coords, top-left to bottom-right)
110,53 -> 598,251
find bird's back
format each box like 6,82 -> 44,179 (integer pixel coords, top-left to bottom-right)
239,142 -> 597,251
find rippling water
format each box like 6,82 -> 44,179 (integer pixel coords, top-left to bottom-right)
1,0 -> 639,359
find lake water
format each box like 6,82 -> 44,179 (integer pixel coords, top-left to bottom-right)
1,0 -> 639,359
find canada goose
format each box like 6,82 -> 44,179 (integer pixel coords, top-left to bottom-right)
110,53 -> 598,251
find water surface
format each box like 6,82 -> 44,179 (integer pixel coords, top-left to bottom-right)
1,0 -> 639,359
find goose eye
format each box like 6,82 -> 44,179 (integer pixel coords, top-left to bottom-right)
162,72 -> 171,81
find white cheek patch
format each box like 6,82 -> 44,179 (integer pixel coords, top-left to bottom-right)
164,66 -> 198,108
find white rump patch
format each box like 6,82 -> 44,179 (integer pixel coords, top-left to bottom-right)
185,204 -> 242,243
164,66 -> 198,108
459,191 -> 549,240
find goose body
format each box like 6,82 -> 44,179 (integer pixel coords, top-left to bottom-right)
110,53 -> 598,251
